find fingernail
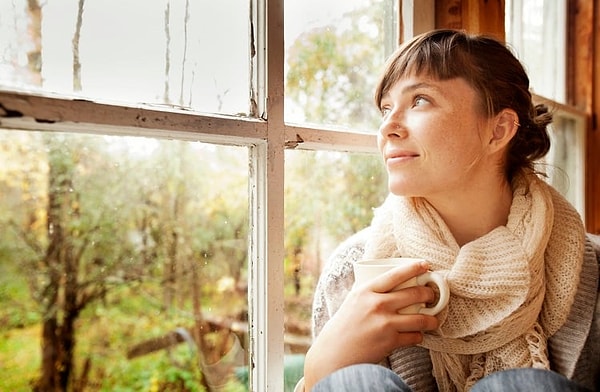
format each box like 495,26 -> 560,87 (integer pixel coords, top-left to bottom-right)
420,261 -> 430,269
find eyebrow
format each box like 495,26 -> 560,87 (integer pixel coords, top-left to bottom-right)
400,81 -> 441,95
380,81 -> 442,106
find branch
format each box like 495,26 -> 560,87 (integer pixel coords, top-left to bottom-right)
7,219 -> 44,257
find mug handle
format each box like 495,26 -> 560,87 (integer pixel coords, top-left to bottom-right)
415,272 -> 449,316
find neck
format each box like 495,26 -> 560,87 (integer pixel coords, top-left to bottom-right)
426,177 -> 514,247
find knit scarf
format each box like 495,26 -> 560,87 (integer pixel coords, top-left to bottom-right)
363,171 -> 586,391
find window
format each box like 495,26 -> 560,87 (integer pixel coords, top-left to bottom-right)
506,0 -> 586,217
505,0 -> 566,102
0,0 -> 394,390
2,1 -> 588,390
1,0 -> 251,115
0,130 -> 250,390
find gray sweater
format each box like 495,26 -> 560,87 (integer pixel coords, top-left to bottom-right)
310,230 -> 600,391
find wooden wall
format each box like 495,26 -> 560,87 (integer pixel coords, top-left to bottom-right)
435,0 -> 505,41
433,0 -> 600,234
590,2 -> 600,234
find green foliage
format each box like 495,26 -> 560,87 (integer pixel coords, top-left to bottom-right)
0,325 -> 40,391
284,150 -> 387,272
153,346 -> 206,392
286,0 -> 389,131
284,0 -> 390,282
0,252 -> 40,329
0,130 -> 250,390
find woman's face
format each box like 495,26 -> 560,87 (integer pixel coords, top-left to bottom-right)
377,75 -> 497,200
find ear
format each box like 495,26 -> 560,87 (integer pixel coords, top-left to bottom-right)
488,109 -> 519,153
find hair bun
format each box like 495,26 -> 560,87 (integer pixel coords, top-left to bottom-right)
533,104 -> 552,128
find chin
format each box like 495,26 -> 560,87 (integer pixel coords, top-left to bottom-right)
388,184 -> 420,197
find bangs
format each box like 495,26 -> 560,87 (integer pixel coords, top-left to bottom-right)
375,31 -> 481,107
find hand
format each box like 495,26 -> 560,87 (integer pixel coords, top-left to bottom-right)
303,260 -> 439,390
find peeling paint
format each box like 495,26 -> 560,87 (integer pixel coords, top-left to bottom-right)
0,103 -> 24,118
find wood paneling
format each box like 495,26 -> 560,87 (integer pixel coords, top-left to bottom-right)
567,0 -> 598,233
435,0 -> 505,40
589,1 -> 600,233
435,0 -> 463,31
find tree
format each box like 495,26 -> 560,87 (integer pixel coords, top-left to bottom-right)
285,0 -> 390,277
286,0 -> 389,131
37,136 -> 82,390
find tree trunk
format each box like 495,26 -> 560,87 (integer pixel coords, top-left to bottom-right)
37,137 -> 78,391
59,227 -> 79,389
39,310 -> 60,391
26,0 -> 42,85
72,0 -> 85,91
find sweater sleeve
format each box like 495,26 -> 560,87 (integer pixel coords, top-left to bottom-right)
548,235 -> 600,390
311,227 -> 370,338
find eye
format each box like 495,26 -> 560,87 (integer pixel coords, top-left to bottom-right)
413,95 -> 429,107
380,106 -> 391,117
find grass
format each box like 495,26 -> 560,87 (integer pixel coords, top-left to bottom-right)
0,282 -> 250,391
0,261 -> 309,391
0,257 -> 40,330
0,325 -> 41,391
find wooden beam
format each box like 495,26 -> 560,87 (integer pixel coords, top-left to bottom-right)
435,0 -> 463,30
568,0 -> 594,113
462,0 -> 505,40
435,0 -> 505,40
401,0 -> 435,41
589,1 -> 600,233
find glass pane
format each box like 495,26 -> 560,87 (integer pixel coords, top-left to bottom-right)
0,130 -> 250,391
505,0 -> 566,102
539,115 -> 586,216
0,0 -> 251,116
285,0 -> 398,132
283,149 -> 387,385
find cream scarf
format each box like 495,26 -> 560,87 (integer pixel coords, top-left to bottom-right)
363,171 -> 586,391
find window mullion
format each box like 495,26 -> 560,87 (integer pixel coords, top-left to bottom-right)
249,0 -> 286,391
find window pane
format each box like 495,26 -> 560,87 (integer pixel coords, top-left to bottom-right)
539,115 -> 586,217
0,0 -> 251,116
285,0 -> 398,132
283,149 -> 387,380
505,0 -> 566,102
0,130 -> 250,391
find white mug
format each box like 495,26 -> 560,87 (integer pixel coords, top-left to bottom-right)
353,257 -> 449,315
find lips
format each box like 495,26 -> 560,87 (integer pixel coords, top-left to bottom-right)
385,149 -> 419,163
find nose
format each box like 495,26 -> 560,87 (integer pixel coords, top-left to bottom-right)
379,112 -> 408,140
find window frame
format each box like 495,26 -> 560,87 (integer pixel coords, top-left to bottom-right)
0,0 -> 379,390
532,94 -> 587,218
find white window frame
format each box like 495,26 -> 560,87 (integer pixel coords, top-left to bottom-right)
0,0 -> 378,390
533,94 -> 587,218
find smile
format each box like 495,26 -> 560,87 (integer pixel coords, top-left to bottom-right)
385,150 -> 419,165
386,155 -> 418,166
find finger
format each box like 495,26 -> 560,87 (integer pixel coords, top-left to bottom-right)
392,314 -> 439,333
386,285 -> 437,311
370,260 -> 430,293
394,331 -> 424,347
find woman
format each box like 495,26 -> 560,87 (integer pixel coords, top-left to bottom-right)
300,30 -> 599,391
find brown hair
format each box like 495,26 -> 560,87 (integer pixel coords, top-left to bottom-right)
374,29 -> 551,179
